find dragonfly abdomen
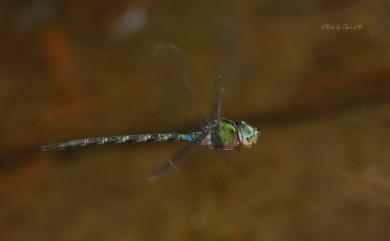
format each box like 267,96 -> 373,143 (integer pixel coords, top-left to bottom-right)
41,133 -> 194,151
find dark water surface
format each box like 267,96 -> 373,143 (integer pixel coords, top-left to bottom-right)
1,1 -> 390,240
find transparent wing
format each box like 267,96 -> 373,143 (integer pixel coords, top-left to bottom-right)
152,43 -> 208,127
215,150 -> 232,165
213,21 -> 239,120
147,143 -> 196,181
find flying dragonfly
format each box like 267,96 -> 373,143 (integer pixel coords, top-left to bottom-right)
41,22 -> 261,181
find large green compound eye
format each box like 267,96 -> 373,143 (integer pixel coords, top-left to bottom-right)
239,120 -> 259,146
240,123 -> 255,142
243,128 -> 252,138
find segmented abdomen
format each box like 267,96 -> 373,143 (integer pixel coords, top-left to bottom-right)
41,133 -> 193,151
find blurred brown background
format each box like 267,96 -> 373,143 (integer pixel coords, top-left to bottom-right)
1,0 -> 390,241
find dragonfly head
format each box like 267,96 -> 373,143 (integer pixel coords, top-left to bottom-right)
237,120 -> 260,148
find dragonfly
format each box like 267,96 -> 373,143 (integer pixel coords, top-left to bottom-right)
41,22 -> 260,181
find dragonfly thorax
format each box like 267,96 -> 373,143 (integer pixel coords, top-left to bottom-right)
199,118 -> 259,150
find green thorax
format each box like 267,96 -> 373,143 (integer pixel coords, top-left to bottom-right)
217,121 -> 237,142
199,118 -> 240,149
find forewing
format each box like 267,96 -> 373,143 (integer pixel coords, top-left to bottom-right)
152,43 -> 207,127
213,21 -> 239,120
